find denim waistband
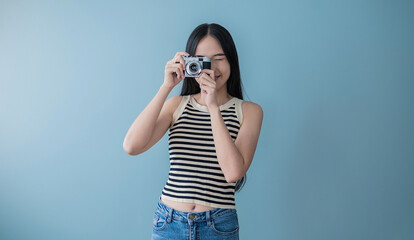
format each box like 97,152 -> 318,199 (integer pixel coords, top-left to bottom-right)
155,197 -> 237,222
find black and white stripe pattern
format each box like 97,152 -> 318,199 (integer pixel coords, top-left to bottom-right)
161,96 -> 242,209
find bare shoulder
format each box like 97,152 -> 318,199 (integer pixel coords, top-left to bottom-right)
241,100 -> 264,117
167,95 -> 183,105
164,95 -> 184,115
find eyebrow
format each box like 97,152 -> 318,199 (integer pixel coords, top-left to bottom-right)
195,53 -> 225,57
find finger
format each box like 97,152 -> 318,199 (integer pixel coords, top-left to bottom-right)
173,56 -> 187,74
165,66 -> 178,78
166,65 -> 184,79
197,74 -> 211,85
201,69 -> 215,77
198,75 -> 211,86
194,76 -> 201,84
176,65 -> 184,79
204,81 -> 216,89
174,52 -> 190,63
200,72 -> 215,82
178,56 -> 186,74
167,58 -> 176,65
175,51 -> 190,57
170,63 -> 184,78
198,77 -> 216,88
165,65 -> 177,73
201,86 -> 215,95
166,64 -> 183,73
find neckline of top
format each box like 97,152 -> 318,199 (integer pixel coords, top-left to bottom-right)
189,95 -> 237,112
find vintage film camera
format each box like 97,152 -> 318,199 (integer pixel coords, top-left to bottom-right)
183,56 -> 211,78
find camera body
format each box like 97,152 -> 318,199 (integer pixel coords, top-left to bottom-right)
183,56 -> 211,78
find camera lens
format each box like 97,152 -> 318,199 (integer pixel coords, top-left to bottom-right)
187,61 -> 201,75
189,63 -> 199,72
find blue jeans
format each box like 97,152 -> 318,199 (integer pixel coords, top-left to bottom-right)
151,198 -> 240,240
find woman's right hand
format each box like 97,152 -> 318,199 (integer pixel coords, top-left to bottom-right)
163,51 -> 190,89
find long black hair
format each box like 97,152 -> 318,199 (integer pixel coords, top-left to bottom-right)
180,23 -> 247,192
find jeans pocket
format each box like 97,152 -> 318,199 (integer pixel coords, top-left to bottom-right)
152,211 -> 168,231
211,212 -> 239,236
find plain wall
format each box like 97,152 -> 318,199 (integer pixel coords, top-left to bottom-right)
1,0 -> 413,239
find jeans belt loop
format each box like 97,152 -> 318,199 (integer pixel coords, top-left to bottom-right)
206,210 -> 212,226
167,207 -> 173,223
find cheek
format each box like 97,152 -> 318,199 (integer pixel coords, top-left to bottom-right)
224,62 -> 231,75
216,62 -> 230,75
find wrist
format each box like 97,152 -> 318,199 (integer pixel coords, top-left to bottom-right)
208,105 -> 220,113
160,83 -> 173,92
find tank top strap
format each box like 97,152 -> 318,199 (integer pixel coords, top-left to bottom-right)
233,97 -> 244,126
170,95 -> 190,128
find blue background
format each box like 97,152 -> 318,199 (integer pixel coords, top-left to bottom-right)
1,0 -> 413,239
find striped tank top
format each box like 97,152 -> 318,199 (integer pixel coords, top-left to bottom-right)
160,94 -> 244,209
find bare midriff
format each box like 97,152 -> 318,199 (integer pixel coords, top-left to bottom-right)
161,195 -> 216,212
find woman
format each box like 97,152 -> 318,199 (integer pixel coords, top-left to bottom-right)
123,23 -> 263,240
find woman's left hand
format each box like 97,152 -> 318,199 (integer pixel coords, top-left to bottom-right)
195,69 -> 218,109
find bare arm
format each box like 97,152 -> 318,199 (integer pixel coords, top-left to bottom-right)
123,84 -> 173,155
123,51 -> 190,155
210,102 -> 264,182
194,68 -> 264,183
